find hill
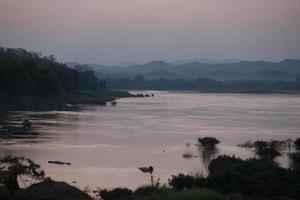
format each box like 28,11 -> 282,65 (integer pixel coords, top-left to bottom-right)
0,47 -> 133,110
68,59 -> 300,81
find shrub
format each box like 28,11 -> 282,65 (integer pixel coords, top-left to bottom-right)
253,140 -> 281,160
168,174 -> 195,190
206,155 -> 298,197
294,138 -> 300,150
99,188 -> 133,200
0,156 -> 45,194
198,137 -> 220,149
27,181 -> 93,200
289,152 -> 300,170
134,185 -> 162,196
160,188 -> 224,200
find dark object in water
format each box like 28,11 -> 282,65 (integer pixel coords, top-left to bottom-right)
135,94 -> 144,97
48,160 -> 71,165
139,166 -> 154,174
111,101 -> 117,106
0,128 -> 12,138
22,120 -> 32,130
1,119 -> 33,135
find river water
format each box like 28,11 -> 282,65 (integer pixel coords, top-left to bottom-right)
0,91 -> 300,189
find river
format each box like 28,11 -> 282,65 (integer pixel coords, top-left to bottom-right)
0,91 -> 300,189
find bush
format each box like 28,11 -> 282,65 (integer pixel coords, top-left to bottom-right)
160,188 -> 224,200
168,174 -> 195,190
133,186 -> 169,200
294,138 -> 300,150
253,140 -> 281,160
206,155 -> 298,197
289,152 -> 300,170
198,137 -> 220,149
0,156 -> 45,194
27,181 -> 93,200
99,188 -> 133,200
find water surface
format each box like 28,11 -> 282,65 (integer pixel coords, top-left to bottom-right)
1,91 -> 299,189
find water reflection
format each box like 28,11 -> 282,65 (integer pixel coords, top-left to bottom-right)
1,92 -> 300,189
198,146 -> 219,174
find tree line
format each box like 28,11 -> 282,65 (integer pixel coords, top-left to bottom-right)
106,75 -> 300,92
0,47 -> 105,97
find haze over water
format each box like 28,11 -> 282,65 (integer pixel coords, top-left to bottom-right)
0,92 -> 300,189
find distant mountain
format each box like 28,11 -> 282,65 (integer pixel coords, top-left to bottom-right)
66,59 -> 300,81
171,58 -> 241,65
117,62 -> 138,67
66,62 -> 81,68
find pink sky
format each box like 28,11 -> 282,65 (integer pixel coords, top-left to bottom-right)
0,0 -> 299,64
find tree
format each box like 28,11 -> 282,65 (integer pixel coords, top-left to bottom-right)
0,156 -> 45,194
254,140 -> 281,160
168,173 -> 195,190
294,138 -> 300,150
198,137 -> 220,149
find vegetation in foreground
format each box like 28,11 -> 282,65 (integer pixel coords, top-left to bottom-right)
99,187 -> 223,200
1,138 -> 299,200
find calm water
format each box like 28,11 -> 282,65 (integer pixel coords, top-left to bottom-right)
0,91 -> 300,189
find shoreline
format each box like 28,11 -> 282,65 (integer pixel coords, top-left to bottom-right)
119,89 -> 300,95
0,90 -> 146,111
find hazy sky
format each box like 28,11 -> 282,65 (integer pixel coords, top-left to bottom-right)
0,0 -> 299,65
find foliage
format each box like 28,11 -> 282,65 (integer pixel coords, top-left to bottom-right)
169,155 -> 300,198
294,138 -> 300,150
207,155 -> 300,198
253,140 -> 281,160
159,188 -> 224,200
238,139 -> 294,149
0,47 -> 105,97
99,187 -> 133,200
198,137 -> 220,149
168,173 -> 206,191
26,181 -> 93,200
0,156 -> 45,194
168,174 -> 195,190
106,75 -> 300,92
99,187 -> 223,200
289,152 -> 300,170
134,185 -> 163,199
238,139 -> 294,161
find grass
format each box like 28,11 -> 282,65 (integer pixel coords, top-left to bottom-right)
156,188 -> 224,200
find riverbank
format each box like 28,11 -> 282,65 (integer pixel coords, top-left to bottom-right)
0,89 -> 143,111
115,89 -> 300,95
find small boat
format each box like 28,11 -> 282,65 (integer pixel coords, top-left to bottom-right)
48,160 -> 71,165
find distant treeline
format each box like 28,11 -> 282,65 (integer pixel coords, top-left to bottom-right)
68,59 -> 300,81
0,47 -> 105,97
106,75 -> 300,93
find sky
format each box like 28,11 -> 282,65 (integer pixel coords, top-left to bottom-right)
0,0 -> 299,65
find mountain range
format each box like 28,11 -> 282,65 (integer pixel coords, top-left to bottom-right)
66,59 -> 300,81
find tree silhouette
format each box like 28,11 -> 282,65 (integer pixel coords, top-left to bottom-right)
0,156 -> 45,194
